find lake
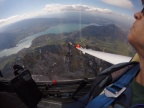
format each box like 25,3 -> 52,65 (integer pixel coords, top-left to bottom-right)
0,23 -> 88,57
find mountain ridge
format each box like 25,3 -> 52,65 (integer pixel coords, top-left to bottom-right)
73,24 -> 127,41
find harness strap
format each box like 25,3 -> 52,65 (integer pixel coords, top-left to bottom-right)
85,64 -> 140,108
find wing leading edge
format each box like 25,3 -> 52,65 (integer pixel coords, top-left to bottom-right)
76,47 -> 132,65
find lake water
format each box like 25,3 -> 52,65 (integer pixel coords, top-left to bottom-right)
0,24 -> 88,57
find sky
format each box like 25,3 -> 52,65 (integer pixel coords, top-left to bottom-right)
0,0 -> 143,28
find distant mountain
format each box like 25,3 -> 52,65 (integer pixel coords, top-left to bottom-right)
71,24 -> 127,41
67,24 -> 131,55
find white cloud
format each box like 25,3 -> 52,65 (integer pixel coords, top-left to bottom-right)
101,0 -> 133,9
43,4 -> 133,20
0,12 -> 43,28
0,4 -> 133,28
0,12 -> 44,24
0,15 -> 19,23
44,4 -> 112,13
0,4 -> 113,28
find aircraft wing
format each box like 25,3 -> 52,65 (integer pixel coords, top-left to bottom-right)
76,46 -> 132,64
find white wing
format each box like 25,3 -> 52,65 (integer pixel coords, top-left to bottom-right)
76,47 -> 132,64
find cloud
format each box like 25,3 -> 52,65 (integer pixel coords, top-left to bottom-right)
0,12 -> 43,28
101,0 -> 133,9
0,4 -> 113,26
43,4 -> 133,19
0,15 -> 19,23
0,4 -> 133,28
44,4 -> 112,13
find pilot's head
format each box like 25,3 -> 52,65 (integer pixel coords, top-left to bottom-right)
128,0 -> 144,58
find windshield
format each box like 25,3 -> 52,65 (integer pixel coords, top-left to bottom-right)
0,0 -> 142,81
